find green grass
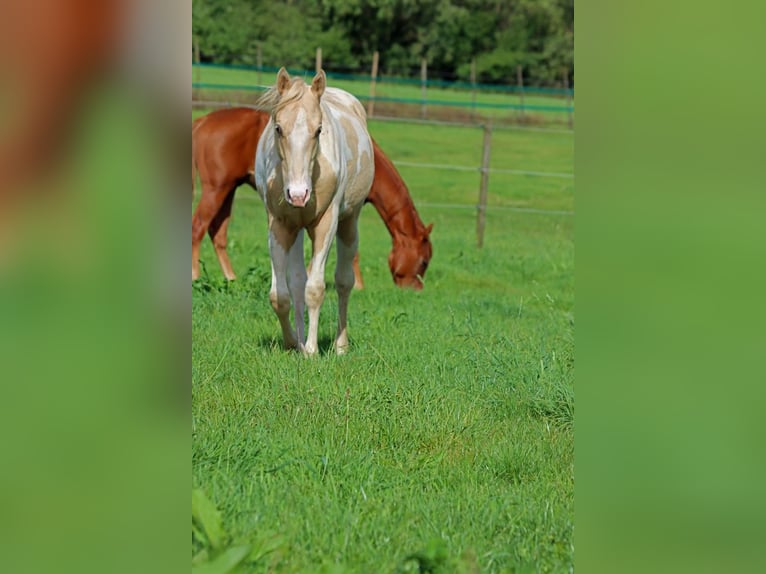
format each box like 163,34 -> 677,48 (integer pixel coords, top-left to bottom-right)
192,117 -> 574,572
193,64 -> 574,127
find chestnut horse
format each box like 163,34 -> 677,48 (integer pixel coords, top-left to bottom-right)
254,68 -> 374,355
192,110 -> 433,289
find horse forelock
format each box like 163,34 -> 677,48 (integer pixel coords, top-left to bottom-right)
255,78 -> 315,118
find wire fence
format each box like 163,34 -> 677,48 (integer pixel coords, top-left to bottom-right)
192,99 -> 573,247
192,60 -> 574,129
192,62 -> 575,97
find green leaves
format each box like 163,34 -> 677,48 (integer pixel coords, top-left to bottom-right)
193,0 -> 573,85
192,488 -> 224,550
192,489 -> 285,573
192,545 -> 251,574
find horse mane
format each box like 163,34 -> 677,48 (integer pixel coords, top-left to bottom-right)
371,147 -> 430,239
254,77 -> 307,116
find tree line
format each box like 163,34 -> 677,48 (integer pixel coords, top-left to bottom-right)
192,0 -> 574,87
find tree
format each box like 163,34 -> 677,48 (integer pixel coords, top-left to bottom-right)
192,0 -> 574,86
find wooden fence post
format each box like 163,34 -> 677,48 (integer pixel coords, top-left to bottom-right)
420,58 -> 428,119
563,68 -> 573,129
315,47 -> 322,74
516,65 -> 525,121
476,122 -> 492,248
470,58 -> 477,122
367,51 -> 379,118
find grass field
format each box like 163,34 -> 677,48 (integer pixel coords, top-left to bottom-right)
193,64 -> 574,127
192,114 -> 574,572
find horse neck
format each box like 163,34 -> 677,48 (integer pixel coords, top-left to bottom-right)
370,160 -> 427,244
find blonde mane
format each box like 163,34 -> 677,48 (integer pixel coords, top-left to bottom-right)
254,77 -> 309,116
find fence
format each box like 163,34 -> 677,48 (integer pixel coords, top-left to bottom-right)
192,57 -> 574,129
192,99 -> 574,248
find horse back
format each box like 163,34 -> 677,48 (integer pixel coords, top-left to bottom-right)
194,107 -> 270,189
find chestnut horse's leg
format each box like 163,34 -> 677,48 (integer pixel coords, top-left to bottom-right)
207,189 -> 237,280
191,184 -> 230,280
352,251 -> 364,290
334,210 -> 361,355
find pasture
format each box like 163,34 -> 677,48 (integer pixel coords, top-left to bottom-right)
192,115 -> 574,572
193,64 -> 574,127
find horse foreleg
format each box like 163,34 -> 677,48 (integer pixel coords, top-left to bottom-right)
304,209 -> 338,356
352,251 -> 364,290
268,220 -> 300,350
208,189 -> 237,280
287,230 -> 307,346
335,213 -> 360,355
192,184 -> 229,280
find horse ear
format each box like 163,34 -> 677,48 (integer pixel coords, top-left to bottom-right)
276,67 -> 290,95
424,223 -> 434,237
311,70 -> 326,99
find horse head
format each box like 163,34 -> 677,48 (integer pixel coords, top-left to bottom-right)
388,223 -> 433,290
272,67 -> 325,208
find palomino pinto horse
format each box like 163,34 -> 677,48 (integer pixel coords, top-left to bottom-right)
255,68 -> 374,355
191,108 -> 433,288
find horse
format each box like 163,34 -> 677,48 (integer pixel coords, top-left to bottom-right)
254,68 -> 374,355
367,148 -> 433,289
191,107 -> 433,288
192,107 -> 269,281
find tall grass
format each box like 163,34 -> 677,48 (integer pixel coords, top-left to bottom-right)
192,117 -> 574,572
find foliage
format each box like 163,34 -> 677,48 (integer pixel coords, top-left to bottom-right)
192,488 -> 285,573
192,0 -> 574,85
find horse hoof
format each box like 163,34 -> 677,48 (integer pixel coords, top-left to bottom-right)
335,343 -> 349,356
283,338 -> 300,351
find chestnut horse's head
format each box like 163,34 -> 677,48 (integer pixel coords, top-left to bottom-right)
388,223 -> 433,290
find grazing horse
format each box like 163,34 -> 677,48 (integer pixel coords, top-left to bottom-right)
367,150 -> 433,290
191,107 -> 433,288
255,68 -> 374,355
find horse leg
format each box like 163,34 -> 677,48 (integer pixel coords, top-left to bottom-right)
287,230 -> 307,346
207,188 -> 237,280
352,251 -> 364,290
268,218 -> 300,350
335,212 -> 361,354
304,207 -> 339,356
192,183 -> 229,280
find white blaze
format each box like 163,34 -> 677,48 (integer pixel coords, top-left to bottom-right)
283,108 -> 314,206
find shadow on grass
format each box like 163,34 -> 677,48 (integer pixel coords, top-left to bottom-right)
254,334 -> 338,356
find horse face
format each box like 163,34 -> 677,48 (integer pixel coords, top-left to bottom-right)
273,71 -> 325,208
388,233 -> 432,290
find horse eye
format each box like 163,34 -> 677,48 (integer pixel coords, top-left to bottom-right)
275,124 -> 283,136
315,126 -> 322,138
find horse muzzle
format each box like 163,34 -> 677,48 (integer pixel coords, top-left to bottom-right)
285,186 -> 311,207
